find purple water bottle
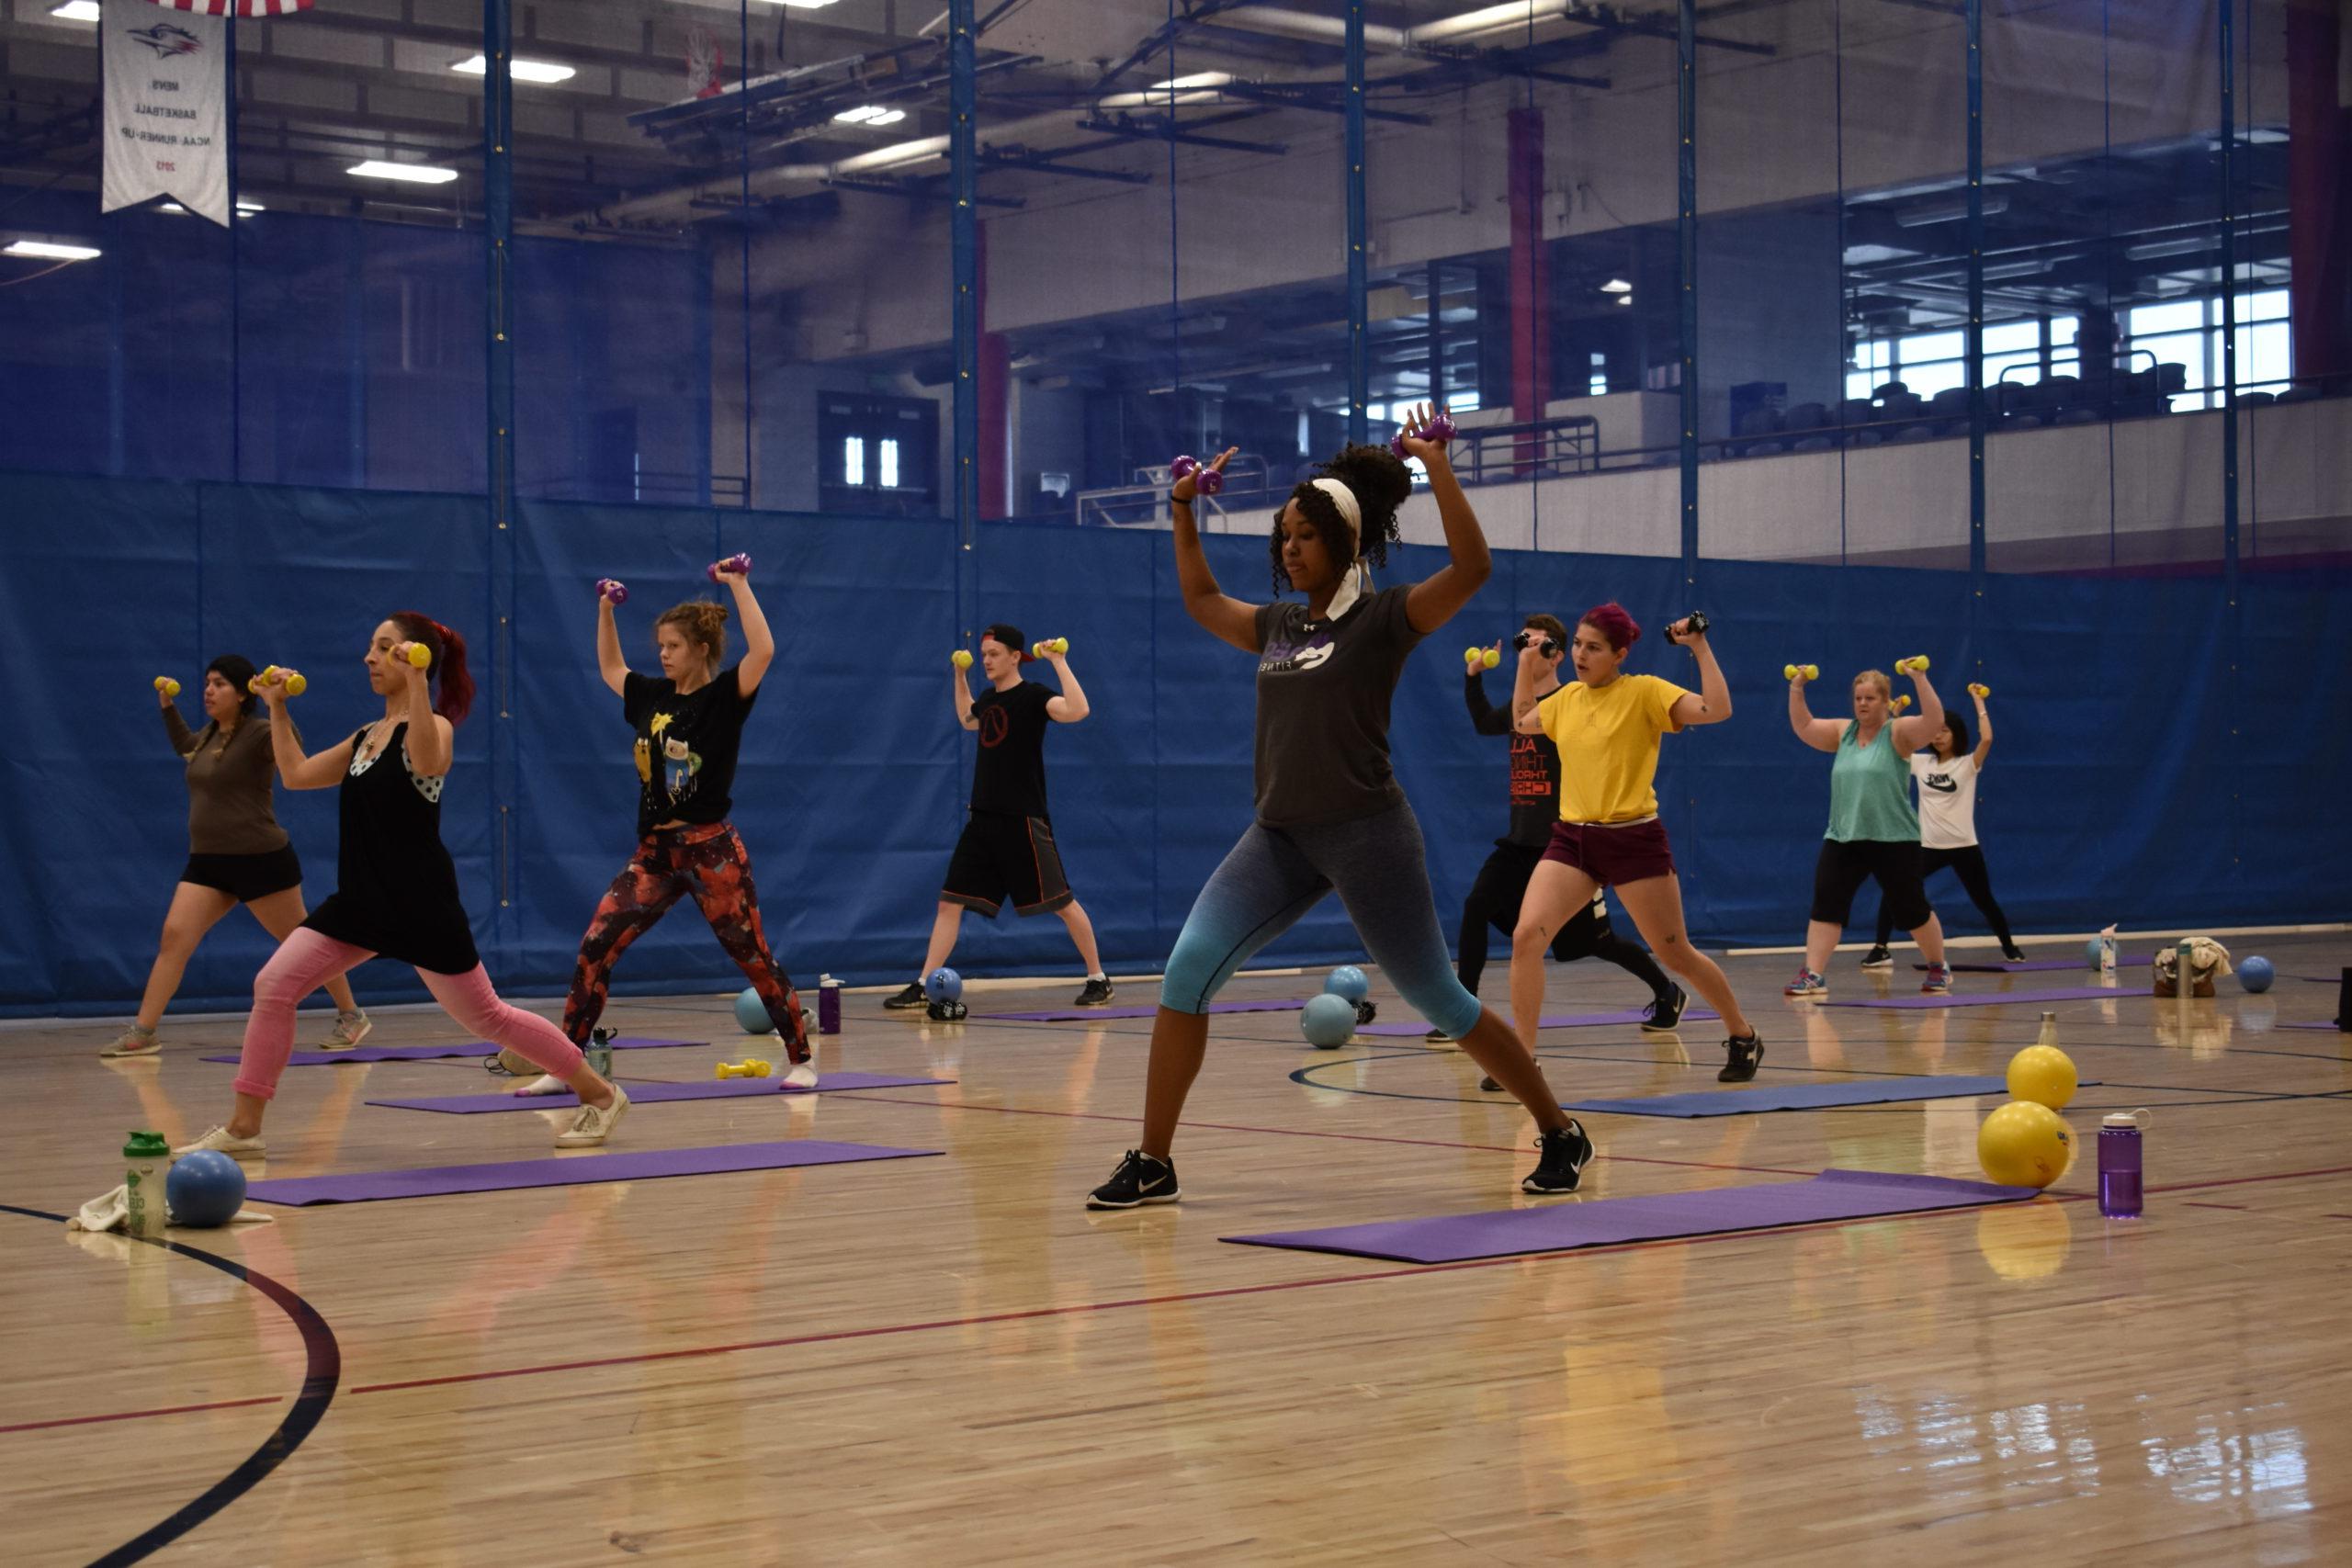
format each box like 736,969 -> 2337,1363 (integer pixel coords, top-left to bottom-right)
818,976 -> 842,1036
2098,1111 -> 2145,1218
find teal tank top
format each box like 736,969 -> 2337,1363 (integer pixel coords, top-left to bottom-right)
1826,721 -> 1919,842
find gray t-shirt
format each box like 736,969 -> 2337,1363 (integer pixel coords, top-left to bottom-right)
1251,584 -> 1425,828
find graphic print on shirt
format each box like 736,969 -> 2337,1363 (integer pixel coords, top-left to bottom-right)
1509,734 -> 1554,808
1260,626 -> 1337,675
644,709 -> 703,811
1921,769 -> 1962,795
978,705 -> 1012,748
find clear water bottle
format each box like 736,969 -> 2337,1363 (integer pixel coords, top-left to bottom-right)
818,976 -> 842,1036
2098,1111 -> 2147,1218
2035,1010 -> 2060,1049
123,1131 -> 169,1239
585,1026 -> 615,1079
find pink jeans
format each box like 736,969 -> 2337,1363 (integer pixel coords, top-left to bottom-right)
233,928 -> 584,1100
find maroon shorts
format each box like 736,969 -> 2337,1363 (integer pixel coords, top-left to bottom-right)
1540,818 -> 1677,886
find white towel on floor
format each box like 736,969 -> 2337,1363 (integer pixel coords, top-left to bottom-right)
67,1183 -> 273,1232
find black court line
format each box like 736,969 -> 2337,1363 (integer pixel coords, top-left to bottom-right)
3,1204 -> 341,1567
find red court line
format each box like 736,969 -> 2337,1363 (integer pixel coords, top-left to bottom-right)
845,1093 -> 1822,1179
0,1393 -> 282,1436
348,1200 -> 2009,1398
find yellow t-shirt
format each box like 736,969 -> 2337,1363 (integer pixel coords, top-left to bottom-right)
1535,673 -> 1691,822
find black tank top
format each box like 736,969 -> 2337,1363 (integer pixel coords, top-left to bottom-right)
302,721 -> 481,975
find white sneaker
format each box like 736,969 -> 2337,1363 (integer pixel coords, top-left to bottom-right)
175,1125 -> 266,1158
101,1027 -> 161,1059
509,1074 -> 568,1097
321,1010 -> 373,1050
784,1061 -> 820,1089
494,1047 -> 537,1077
555,1085 -> 629,1147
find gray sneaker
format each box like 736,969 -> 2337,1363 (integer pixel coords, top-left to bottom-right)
101,1025 -> 161,1059
321,1010 -> 373,1050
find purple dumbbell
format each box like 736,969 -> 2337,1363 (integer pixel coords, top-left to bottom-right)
1389,412 -> 1458,460
1170,456 -> 1223,496
707,553 -> 752,581
595,577 -> 628,605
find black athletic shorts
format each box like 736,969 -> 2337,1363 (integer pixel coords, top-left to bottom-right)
181,845 -> 304,905
1811,838 -> 1931,931
943,811 -> 1073,918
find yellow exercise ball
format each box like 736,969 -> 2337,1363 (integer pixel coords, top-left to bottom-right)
1978,1100 -> 2075,1190
2005,1044 -> 2078,1111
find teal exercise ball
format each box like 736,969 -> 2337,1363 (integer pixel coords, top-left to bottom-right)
735,987 -> 776,1034
1301,993 -> 1357,1048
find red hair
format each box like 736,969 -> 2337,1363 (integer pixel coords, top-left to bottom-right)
1578,602 -> 1642,653
388,610 -> 475,726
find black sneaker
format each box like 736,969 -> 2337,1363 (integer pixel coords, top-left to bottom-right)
1718,1032 -> 1764,1083
1641,985 -> 1688,1033
1425,1025 -> 1455,1043
883,982 -> 929,1010
1859,945 -> 1894,970
1074,977 -> 1116,1007
1086,1149 -> 1180,1210
1521,1120 -> 1595,1194
2000,942 -> 2027,963
1478,1074 -> 1502,1091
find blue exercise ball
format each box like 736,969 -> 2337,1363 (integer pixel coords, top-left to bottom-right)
926,967 -> 964,1005
166,1151 -> 246,1229
2085,937 -> 2106,969
1324,964 -> 1370,1003
1301,993 -> 1357,1048
735,987 -> 776,1034
2238,955 -> 2275,994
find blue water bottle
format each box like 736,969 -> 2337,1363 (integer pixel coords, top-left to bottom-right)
2098,1110 -> 2146,1218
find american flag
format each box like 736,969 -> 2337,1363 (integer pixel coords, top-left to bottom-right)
134,0 -> 315,14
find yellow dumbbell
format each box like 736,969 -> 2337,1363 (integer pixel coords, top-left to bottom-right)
1030,637 -> 1069,659
248,666 -> 308,697
1968,682 -> 1991,698
1892,694 -> 1913,713
1483,647 -> 1500,669
714,1059 -> 771,1080
1783,663 -> 1818,682
1463,646 -> 1484,669
952,649 -> 973,671
153,676 -> 181,697
400,642 -> 432,670
1895,655 -> 1930,675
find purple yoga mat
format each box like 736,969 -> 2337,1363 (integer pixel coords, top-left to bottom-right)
199,1035 -> 698,1067
245,1140 -> 940,1206
367,1071 -> 951,1113
1915,955 -> 2151,974
1821,984 -> 2134,1010
1357,1005 -> 1720,1039
981,998 -> 1306,1023
1224,1168 -> 2039,1264
1564,1074 -> 2076,1118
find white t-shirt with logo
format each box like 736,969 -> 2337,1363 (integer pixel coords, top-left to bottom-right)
1910,752 -> 1979,850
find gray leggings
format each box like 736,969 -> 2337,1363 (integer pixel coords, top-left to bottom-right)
1159,800 -> 1486,1040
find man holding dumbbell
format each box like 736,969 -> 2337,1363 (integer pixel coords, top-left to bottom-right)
1439,613 -> 1684,1051
884,625 -> 1113,1010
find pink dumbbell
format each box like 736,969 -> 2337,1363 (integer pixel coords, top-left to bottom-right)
595,578 -> 628,605
707,553 -> 752,581
1170,456 -> 1224,496
1388,412 -> 1458,460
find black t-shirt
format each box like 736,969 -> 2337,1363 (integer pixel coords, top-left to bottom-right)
969,680 -> 1054,818
1467,671 -> 1565,848
624,665 -> 759,836
1251,583 -> 1424,829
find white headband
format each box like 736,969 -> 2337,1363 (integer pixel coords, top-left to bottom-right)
1306,478 -> 1370,623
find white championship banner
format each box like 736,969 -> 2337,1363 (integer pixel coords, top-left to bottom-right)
100,0 -> 230,226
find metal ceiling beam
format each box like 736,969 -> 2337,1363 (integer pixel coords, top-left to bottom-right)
1073,116 -> 1289,156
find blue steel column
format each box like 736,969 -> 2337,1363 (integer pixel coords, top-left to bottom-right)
951,0 -> 978,560
2220,0 -> 2242,878
1346,1 -> 1368,448
1965,0 -> 1986,576
1677,0 -> 1698,583
483,0 -> 518,955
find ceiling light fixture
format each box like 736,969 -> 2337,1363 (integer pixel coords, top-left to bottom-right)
451,54 -> 578,85
6,239 -> 101,261
48,1 -> 101,21
348,161 -> 460,185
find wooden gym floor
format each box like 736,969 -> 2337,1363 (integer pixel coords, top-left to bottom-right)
5,935 -> 2348,1565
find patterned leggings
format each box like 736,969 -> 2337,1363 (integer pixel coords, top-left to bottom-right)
563,821 -> 807,1062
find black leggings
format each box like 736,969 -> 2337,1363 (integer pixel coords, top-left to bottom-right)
1456,842 -> 1674,999
1874,843 -> 2015,948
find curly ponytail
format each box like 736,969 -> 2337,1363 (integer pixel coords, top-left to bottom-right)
388,609 -> 475,726
656,600 -> 729,674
